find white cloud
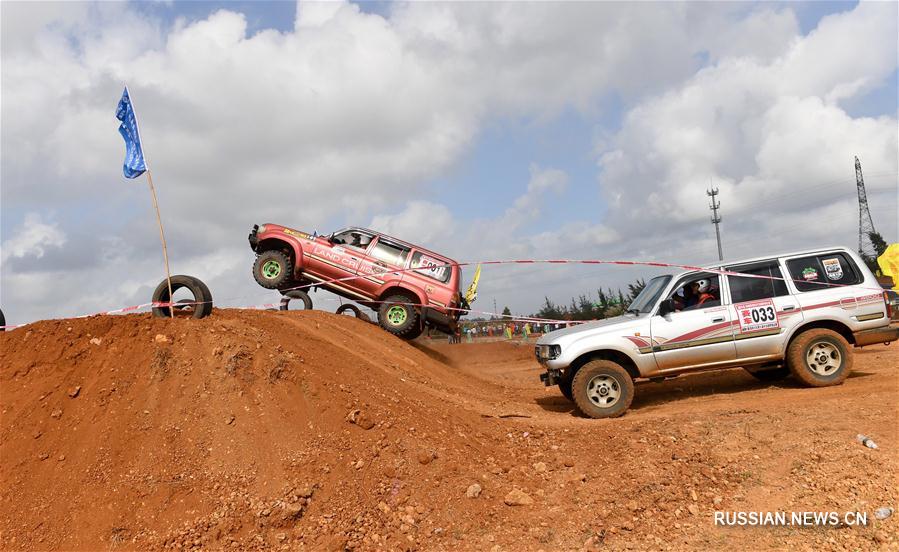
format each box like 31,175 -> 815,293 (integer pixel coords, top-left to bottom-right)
0,1 -> 896,324
1,214 -> 67,263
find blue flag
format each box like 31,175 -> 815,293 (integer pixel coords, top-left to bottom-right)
116,87 -> 147,178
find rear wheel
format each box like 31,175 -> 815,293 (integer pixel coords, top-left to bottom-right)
253,250 -> 293,290
571,360 -> 634,419
786,328 -> 852,387
378,293 -> 421,339
0,308 -> 5,331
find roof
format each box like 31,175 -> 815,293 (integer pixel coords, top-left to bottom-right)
346,227 -> 459,264
671,245 -> 856,278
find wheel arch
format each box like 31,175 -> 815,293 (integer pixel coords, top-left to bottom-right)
568,349 -> 640,380
377,284 -> 427,310
784,319 -> 855,354
256,237 -> 304,273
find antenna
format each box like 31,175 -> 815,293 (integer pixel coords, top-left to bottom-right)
707,187 -> 723,261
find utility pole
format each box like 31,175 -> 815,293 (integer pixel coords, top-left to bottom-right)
707,187 -> 723,261
855,156 -> 877,259
493,297 -> 498,319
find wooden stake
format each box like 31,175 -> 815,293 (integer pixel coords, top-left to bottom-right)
146,169 -> 174,319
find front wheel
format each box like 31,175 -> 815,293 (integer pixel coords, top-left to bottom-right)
571,360 -> 634,419
786,329 -> 852,387
253,250 -> 293,290
377,294 -> 421,339
558,370 -> 574,401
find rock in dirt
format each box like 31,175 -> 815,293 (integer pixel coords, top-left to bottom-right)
504,489 -> 533,506
533,462 -> 547,473
466,483 -> 482,498
154,334 -> 170,344
89,338 -> 102,346
50,409 -> 62,419
68,386 -> 81,398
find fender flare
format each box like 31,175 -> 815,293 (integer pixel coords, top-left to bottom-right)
256,235 -> 306,273
376,282 -> 428,310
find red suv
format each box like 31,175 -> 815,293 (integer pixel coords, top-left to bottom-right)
249,224 -> 463,338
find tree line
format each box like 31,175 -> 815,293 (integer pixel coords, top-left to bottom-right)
532,278 -> 646,321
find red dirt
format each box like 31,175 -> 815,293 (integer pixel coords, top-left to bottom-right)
1,310 -> 896,551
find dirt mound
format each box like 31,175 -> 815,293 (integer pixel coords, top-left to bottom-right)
2,311 -> 896,551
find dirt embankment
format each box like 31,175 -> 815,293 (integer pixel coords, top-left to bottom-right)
1,310 -> 897,551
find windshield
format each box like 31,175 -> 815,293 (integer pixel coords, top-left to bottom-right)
628,275 -> 672,313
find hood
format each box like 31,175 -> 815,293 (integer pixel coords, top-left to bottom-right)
537,313 -> 644,344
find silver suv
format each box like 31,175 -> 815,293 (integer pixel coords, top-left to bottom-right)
536,247 -> 898,418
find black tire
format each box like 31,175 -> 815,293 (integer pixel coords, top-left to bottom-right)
0,308 -> 5,331
377,293 -> 421,339
744,366 -> 790,381
786,328 -> 853,387
336,304 -> 362,317
152,275 -> 213,319
253,250 -> 293,290
280,290 -> 313,311
558,371 -> 574,401
571,360 -> 634,419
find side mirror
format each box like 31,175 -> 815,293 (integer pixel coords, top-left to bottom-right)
327,232 -> 336,243
657,298 -> 674,317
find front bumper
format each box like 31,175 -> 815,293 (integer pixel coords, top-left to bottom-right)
248,224 -> 259,251
539,368 -> 564,387
854,325 -> 899,347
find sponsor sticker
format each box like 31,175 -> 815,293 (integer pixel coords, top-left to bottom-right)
283,228 -> 310,240
801,267 -> 819,281
822,257 -> 843,281
413,254 -> 447,280
736,298 -> 780,333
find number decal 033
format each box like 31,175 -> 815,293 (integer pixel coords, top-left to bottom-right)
737,299 -> 781,333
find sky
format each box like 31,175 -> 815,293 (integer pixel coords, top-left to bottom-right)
1,0 -> 897,326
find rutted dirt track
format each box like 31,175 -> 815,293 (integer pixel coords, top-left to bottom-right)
1,310 -> 896,551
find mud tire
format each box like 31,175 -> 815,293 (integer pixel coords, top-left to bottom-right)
571,360 -> 634,419
152,275 -> 213,319
0,308 -> 5,331
253,250 -> 293,290
336,304 -> 362,317
558,371 -> 574,401
280,290 -> 313,311
786,328 -> 852,387
377,293 -> 420,339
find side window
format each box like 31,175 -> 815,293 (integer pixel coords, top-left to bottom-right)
411,251 -> 451,283
332,230 -> 374,251
369,240 -> 410,267
668,274 -> 722,312
727,262 -> 789,303
787,253 -> 861,292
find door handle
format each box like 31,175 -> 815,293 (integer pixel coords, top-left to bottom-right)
783,305 -> 796,311
712,317 -> 725,323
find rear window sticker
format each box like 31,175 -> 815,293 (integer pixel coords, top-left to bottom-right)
801,267 -> 819,281
822,257 -> 843,281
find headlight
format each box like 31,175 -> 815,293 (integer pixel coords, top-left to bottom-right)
535,344 -> 561,360
257,224 -> 267,233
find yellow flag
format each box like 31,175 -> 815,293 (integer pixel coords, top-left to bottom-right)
464,264 -> 482,304
877,244 -> 899,290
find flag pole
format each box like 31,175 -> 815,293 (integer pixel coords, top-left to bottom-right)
128,86 -> 174,319
145,170 -> 174,319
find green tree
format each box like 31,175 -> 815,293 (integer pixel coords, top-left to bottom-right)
502,306 -> 512,317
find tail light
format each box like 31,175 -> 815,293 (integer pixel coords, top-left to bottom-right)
885,291 -> 893,320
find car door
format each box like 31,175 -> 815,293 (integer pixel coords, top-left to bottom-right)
355,237 -> 409,298
784,252 -> 865,319
305,228 -> 373,298
726,260 -> 803,361
650,272 -> 737,371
